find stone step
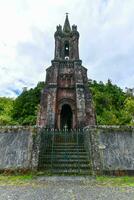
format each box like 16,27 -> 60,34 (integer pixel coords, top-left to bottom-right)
53,145 -> 81,147
41,155 -> 88,159
42,157 -> 89,161
52,151 -> 86,154
38,140 -> 91,175
54,143 -> 79,145
53,143 -> 84,146
53,147 -> 85,150
41,152 -> 86,156
42,153 -> 88,157
41,169 -> 92,175
42,155 -> 88,159
40,152 -> 87,156
42,160 -> 90,164
42,163 -> 91,168
43,159 -> 90,163
45,152 -> 87,155
53,149 -> 86,152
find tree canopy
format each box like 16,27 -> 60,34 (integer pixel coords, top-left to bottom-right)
0,80 -> 134,126
0,97 -> 14,125
89,80 -> 134,125
12,82 -> 45,125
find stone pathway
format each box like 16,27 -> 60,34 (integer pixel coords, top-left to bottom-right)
0,176 -> 134,200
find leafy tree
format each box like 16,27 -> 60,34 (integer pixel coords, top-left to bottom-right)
88,79 -> 132,125
12,82 -> 45,125
1,79 -> 134,126
97,109 -> 119,125
122,97 -> 134,125
0,97 -> 15,125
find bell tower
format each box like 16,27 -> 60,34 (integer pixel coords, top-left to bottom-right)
38,14 -> 96,129
54,13 -> 79,61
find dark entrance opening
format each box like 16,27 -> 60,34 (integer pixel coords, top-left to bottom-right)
60,104 -> 72,130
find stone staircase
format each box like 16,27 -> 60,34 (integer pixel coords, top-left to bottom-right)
39,141 -> 92,175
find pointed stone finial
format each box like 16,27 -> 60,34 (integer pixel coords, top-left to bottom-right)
63,13 -> 71,33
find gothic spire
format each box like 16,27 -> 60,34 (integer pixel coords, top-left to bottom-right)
63,13 -> 71,33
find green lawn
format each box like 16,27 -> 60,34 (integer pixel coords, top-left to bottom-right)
0,174 -> 34,186
96,176 -> 134,187
0,174 -> 134,187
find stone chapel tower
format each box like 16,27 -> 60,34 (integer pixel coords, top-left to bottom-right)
38,14 -> 96,129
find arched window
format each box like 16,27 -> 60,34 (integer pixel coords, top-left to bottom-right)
64,41 -> 69,59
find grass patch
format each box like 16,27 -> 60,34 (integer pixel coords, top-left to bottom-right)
0,174 -> 34,186
96,176 -> 134,187
0,174 -> 134,187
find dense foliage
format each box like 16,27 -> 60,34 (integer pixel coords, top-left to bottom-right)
12,82 -> 45,125
0,80 -> 134,126
89,80 -> 134,125
0,97 -> 14,125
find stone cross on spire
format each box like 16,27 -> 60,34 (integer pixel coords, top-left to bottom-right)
63,13 -> 71,33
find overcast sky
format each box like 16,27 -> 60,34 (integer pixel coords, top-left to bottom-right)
0,0 -> 134,97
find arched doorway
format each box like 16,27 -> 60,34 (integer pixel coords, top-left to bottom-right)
60,104 -> 72,130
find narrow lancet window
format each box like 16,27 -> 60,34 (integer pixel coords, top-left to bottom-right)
64,42 -> 69,59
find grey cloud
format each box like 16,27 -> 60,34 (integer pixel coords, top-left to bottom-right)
0,0 -> 134,97
16,28 -> 54,68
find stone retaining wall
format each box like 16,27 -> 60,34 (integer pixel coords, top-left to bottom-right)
84,126 -> 134,175
0,127 -> 40,171
0,126 -> 134,175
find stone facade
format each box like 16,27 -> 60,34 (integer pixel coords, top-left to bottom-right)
38,14 -> 96,129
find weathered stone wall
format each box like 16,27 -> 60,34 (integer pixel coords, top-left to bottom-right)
0,127 -> 40,171
0,126 -> 134,174
84,126 -> 134,175
84,128 -> 102,175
